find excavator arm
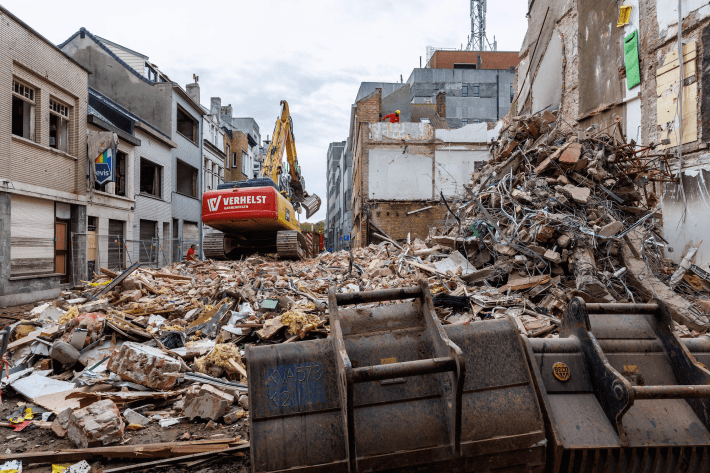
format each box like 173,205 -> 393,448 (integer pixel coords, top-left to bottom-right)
262,100 -> 321,219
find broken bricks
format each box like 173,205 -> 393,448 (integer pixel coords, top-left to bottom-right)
66,400 -> 125,448
107,342 -> 183,390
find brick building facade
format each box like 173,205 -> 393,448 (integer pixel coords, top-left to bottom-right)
427,50 -> 520,70
223,129 -> 250,182
0,6 -> 89,305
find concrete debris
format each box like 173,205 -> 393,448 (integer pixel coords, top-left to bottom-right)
66,400 -> 125,448
122,407 -> 150,427
50,408 -> 73,438
182,384 -> 234,421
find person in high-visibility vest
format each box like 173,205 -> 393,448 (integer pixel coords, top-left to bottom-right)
382,110 -> 401,123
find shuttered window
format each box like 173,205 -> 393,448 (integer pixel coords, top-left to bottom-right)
10,195 -> 55,276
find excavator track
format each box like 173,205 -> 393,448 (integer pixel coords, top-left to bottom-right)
203,232 -> 228,260
276,231 -> 307,260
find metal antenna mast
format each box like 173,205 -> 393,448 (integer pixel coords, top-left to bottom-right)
466,0 -> 491,51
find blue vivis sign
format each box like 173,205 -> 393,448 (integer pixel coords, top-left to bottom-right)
95,147 -> 115,185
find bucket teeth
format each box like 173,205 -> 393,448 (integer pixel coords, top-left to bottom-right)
302,194 -> 322,220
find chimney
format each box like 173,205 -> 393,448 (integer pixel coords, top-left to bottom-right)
186,82 -> 200,105
210,97 -> 221,116
436,92 -> 447,118
221,104 -> 233,122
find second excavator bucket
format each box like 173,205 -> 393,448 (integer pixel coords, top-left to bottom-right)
525,299 -> 710,472
302,194 -> 321,219
247,282 -> 547,473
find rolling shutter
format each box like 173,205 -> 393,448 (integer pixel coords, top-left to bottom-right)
10,195 -> 55,276
108,219 -> 125,270
139,219 -> 157,263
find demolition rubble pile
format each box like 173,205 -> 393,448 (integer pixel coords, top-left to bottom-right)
2,110 -> 710,469
427,110 -> 710,335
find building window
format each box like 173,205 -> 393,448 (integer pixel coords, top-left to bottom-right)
473,119 -> 481,124
116,151 -> 127,196
233,152 -> 237,168
462,85 -> 468,97
140,158 -> 163,197
242,151 -> 248,175
145,63 -> 158,82
177,106 -> 197,143
49,98 -> 70,152
424,97 -> 433,104
226,145 -> 230,167
473,84 -> 480,98
11,80 -> 35,141
462,119 -> 468,125
176,159 -> 197,197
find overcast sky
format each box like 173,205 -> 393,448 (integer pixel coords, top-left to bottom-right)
4,0 -> 529,222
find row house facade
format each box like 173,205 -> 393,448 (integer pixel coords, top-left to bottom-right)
212,98 -> 263,183
60,28 -> 205,263
0,5 -> 266,306
0,6 -> 89,306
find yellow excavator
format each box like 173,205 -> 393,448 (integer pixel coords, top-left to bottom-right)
202,101 -> 321,259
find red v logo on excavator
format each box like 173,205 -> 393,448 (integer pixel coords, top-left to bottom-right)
208,196 -> 221,212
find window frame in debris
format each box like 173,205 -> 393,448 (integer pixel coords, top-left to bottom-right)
176,159 -> 198,198
49,97 -> 70,153
176,105 -> 198,144
11,79 -> 36,142
140,157 -> 163,198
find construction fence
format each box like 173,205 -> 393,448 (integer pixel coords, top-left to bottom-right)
70,233 -> 199,284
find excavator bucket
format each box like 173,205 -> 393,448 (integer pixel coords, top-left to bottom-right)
247,282 -> 547,473
301,194 -> 321,220
524,298 -> 710,472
